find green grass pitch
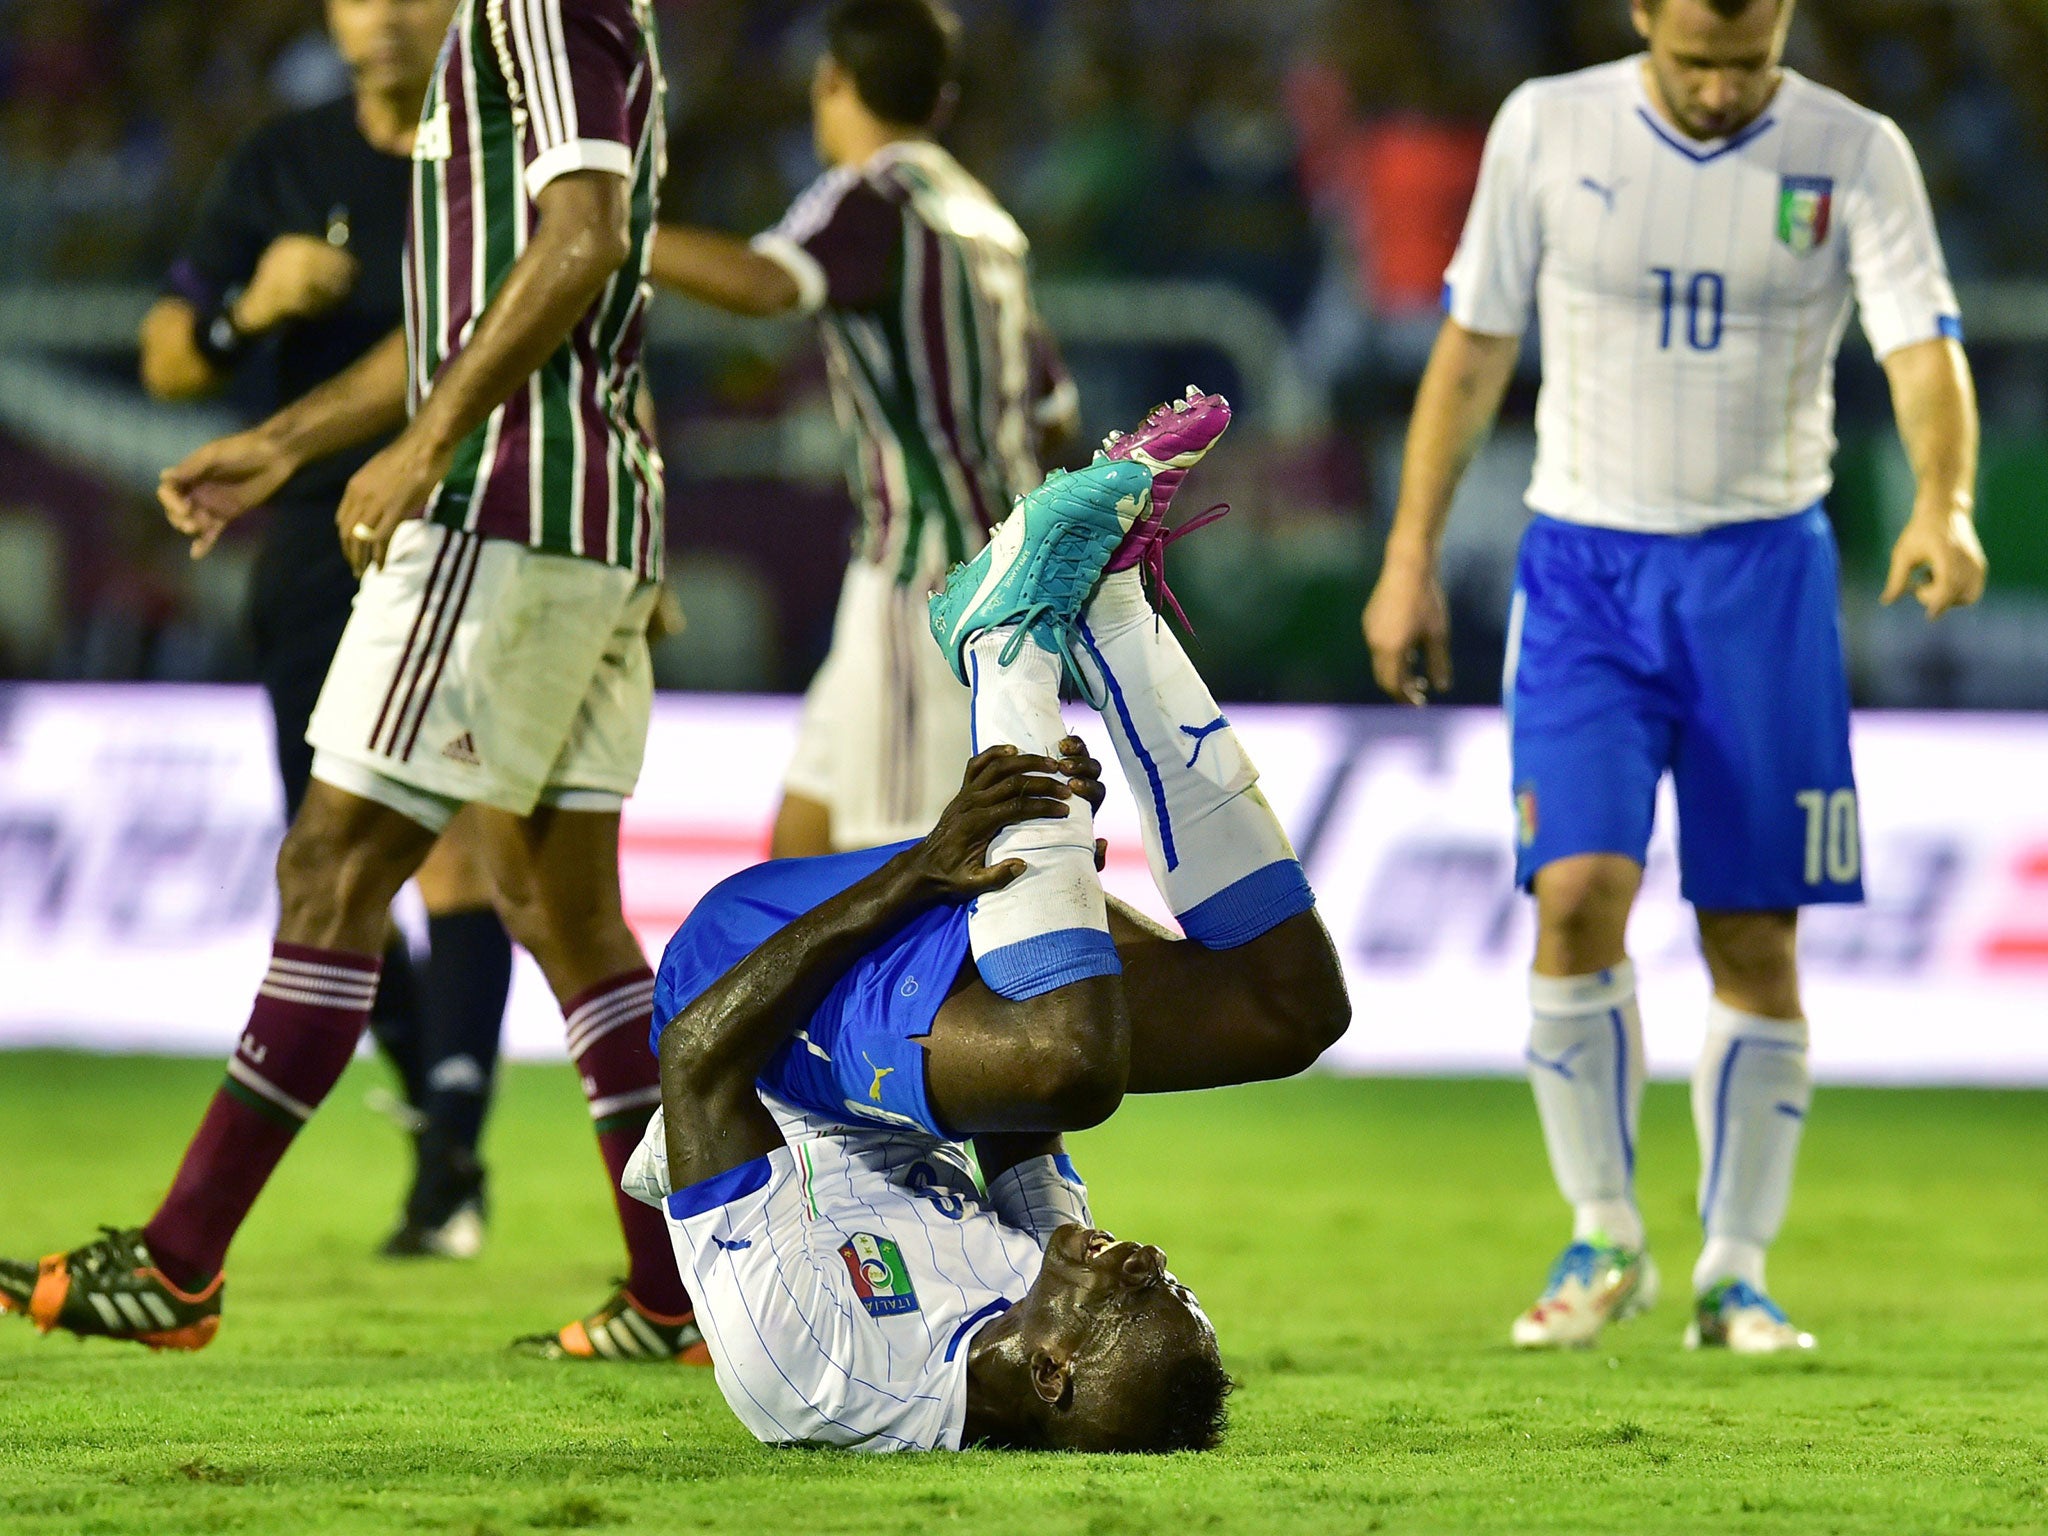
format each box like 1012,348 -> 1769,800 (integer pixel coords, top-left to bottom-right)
2,1052 -> 2045,1535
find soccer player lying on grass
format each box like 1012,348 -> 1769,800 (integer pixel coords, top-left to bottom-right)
622,449 -> 1350,1452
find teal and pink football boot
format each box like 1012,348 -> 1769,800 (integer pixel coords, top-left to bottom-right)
928,457 -> 1154,692
1096,386 -> 1233,630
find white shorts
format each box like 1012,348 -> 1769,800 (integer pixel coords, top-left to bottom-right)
783,560 -> 972,850
306,521 -> 657,831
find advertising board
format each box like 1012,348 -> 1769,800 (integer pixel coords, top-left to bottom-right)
3,686 -> 2042,1082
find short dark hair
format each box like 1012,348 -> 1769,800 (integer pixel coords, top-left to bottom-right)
1139,1353 -> 1235,1454
825,0 -> 959,129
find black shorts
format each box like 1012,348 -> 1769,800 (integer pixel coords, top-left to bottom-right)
247,506 -> 359,819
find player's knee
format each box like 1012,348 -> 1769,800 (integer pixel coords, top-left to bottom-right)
1698,913 -> 1798,992
275,811 -> 382,928
1272,974 -> 1351,1074
1029,1037 -> 1129,1131
1534,858 -> 1637,964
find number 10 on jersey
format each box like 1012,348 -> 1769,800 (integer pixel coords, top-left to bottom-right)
1653,267 -> 1725,352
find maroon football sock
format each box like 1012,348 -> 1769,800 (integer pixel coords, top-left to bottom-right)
143,944 -> 380,1290
564,968 -> 692,1319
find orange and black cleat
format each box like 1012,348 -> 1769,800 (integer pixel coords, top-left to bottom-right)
511,1283 -> 709,1365
0,1227 -> 222,1351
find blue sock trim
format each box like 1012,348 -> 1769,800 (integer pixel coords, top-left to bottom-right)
1177,861 -> 1314,949
977,927 -> 1121,1001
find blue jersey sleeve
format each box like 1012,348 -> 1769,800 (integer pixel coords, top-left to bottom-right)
649,842 -> 923,1051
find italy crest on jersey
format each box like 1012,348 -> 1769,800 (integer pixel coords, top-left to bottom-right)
840,1233 -> 920,1317
1777,176 -> 1834,253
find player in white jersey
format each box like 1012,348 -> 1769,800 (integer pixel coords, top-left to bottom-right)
625,441 -> 1347,1451
1363,0 -> 1986,1354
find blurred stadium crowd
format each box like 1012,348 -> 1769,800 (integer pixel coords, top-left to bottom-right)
3,0 -> 2046,703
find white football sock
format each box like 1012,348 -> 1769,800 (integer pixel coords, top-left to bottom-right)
1068,570 -> 1310,946
1527,964 -> 1646,1252
964,628 -> 1118,1000
1692,1000 -> 1810,1295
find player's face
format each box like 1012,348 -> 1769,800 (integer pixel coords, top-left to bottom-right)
1632,0 -> 1790,141
811,55 -> 860,166
1013,1224 -> 1220,1448
328,0 -> 457,100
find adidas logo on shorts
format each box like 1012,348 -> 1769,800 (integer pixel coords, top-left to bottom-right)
441,732 -> 481,767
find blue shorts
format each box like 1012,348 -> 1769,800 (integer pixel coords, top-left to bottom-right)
651,843 -> 971,1140
1506,508 -> 1862,910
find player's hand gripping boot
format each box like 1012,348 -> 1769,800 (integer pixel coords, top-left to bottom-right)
928,457 -> 1153,695
1511,1239 -> 1658,1349
512,1282 -> 710,1365
1684,1279 -> 1815,1354
0,1226 -> 222,1350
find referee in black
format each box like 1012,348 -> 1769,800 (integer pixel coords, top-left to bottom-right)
139,0 -> 511,1260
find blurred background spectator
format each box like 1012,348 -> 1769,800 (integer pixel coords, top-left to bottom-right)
2,0 -> 2046,704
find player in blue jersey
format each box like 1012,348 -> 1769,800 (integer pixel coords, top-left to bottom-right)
626,445 -> 1349,1451
1364,0 -> 1986,1353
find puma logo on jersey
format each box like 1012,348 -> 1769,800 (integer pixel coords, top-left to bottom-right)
863,1053 -> 895,1102
442,732 -> 480,766
1577,175 -> 1625,212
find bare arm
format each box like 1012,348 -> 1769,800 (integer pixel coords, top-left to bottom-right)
1878,336 -> 1986,618
157,329 -> 408,558
657,748 -> 1075,1191
648,225 -> 801,317
1362,319 -> 1522,703
334,170 -> 634,572
140,236 -> 362,402
138,299 -> 223,401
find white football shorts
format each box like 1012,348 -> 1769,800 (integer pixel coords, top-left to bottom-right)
783,559 -> 972,850
306,520 -> 657,831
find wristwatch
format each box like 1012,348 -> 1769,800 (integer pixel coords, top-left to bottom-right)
194,287 -> 252,370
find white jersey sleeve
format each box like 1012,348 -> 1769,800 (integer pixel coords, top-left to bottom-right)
983,1153 -> 1093,1246
1843,116 -> 1962,359
1443,84 -> 1542,338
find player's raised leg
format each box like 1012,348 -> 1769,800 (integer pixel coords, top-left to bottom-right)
913,456 -> 1154,1130
0,782 -> 438,1348
1059,403 -> 1347,1086
924,404 -> 1349,1121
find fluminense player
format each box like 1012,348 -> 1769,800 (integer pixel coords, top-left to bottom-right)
138,0 -> 515,1262
1363,0 -> 1985,1353
3,0 -> 700,1361
627,406 -> 1347,1451
648,0 -> 1079,858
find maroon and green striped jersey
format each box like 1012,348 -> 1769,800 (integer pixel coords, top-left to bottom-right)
752,141 -> 1075,590
405,0 -> 666,578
